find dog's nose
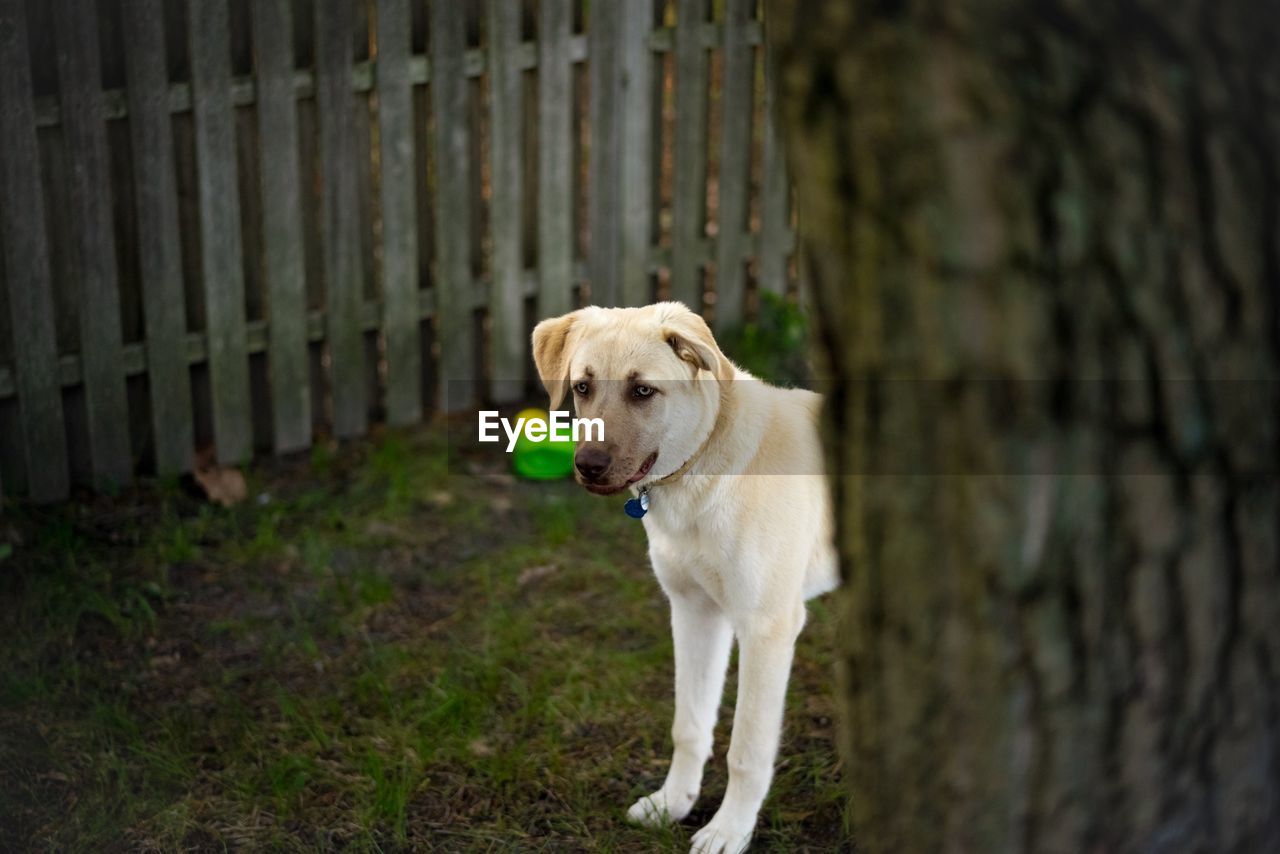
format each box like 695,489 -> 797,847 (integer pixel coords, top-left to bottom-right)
574,447 -> 611,482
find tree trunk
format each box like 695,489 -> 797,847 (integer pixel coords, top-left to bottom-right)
765,1 -> 1280,851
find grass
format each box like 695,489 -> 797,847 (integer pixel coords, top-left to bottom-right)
0,423 -> 850,852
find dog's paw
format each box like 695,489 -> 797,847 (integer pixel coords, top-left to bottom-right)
626,788 -> 697,826
689,816 -> 753,854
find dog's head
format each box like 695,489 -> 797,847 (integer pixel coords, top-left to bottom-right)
531,302 -> 734,495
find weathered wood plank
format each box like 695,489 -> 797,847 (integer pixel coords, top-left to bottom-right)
672,0 -> 711,310
522,38 -> 538,276
0,0 -> 69,501
316,0 -> 367,436
252,0 -> 311,452
759,40 -> 790,297
487,0 -> 524,401
619,0 -> 655,307
55,0 -> 133,489
537,0 -> 574,319
713,0 -> 754,331
188,0 -> 252,463
376,0 -> 422,423
40,123 -> 78,361
353,44 -> 377,309
412,97 -> 433,331
430,0 -> 474,410
588,0 -> 622,306
466,11 -> 483,287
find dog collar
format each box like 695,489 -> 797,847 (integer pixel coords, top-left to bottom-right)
622,429 -> 706,520
624,439 -> 701,520
622,377 -> 731,520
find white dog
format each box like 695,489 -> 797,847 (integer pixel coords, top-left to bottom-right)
532,302 -> 837,853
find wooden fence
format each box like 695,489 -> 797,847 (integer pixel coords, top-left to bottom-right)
0,0 -> 793,502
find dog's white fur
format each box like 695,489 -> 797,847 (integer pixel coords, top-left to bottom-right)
532,302 -> 837,854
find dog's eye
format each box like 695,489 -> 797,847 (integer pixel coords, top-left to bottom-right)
633,385 -> 654,398
574,381 -> 590,396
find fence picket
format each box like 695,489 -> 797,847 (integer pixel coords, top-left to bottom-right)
713,0 -> 754,332
487,0 -> 524,401
672,0 -> 710,310
376,0 -> 422,424
252,0 -> 312,452
588,1 -> 621,306
759,41 -> 790,296
189,0 -> 252,463
122,0 -> 194,475
316,0 -> 367,436
430,0 -> 475,410
55,0 -> 132,488
537,0 -> 574,320
619,0 -> 655,308
0,0 -> 69,501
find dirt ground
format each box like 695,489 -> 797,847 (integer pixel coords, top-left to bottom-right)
0,423 -> 851,852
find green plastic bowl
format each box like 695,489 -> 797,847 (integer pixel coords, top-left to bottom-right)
511,408 -> 576,480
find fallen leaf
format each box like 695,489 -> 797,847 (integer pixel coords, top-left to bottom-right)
192,461 -> 247,507
517,564 -> 557,587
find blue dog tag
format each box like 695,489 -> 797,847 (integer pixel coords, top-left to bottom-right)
624,489 -> 650,519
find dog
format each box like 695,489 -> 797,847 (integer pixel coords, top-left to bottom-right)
531,301 -> 837,854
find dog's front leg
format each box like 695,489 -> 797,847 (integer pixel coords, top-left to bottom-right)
690,607 -> 803,854
628,595 -> 733,826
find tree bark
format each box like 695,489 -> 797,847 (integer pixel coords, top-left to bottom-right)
765,1 -> 1280,851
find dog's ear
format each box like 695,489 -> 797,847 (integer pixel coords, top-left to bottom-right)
659,303 -> 735,383
531,310 -> 581,409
